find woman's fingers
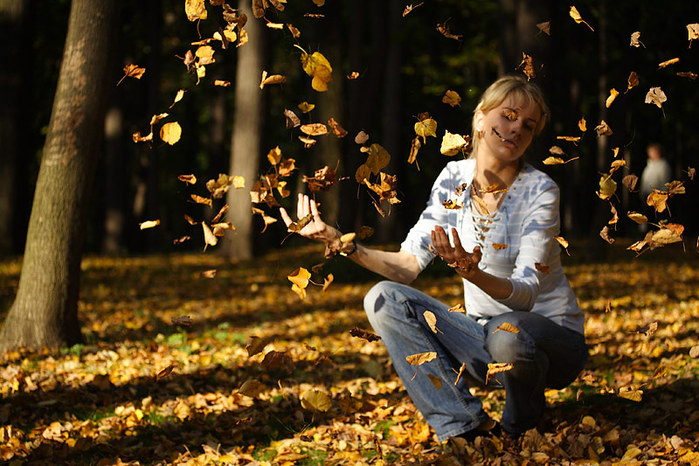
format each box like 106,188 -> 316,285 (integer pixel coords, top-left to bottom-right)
279,207 -> 293,227
310,197 -> 320,218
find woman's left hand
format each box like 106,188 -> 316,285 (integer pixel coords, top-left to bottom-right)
431,226 -> 482,278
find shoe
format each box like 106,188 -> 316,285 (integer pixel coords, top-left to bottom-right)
456,418 -> 502,443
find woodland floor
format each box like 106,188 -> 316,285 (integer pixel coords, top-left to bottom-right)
0,239 -> 698,465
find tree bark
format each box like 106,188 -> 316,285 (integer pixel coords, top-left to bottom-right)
221,0 -> 265,260
0,0 -> 119,351
0,0 -> 28,256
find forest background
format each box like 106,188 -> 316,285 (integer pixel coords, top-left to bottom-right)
0,1 -> 698,464
1,0 -> 698,262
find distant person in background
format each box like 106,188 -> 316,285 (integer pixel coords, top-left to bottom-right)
639,143 -> 672,199
639,143 -> 672,232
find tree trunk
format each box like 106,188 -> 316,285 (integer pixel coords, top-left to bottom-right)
376,0 -> 403,243
221,0 -> 265,260
0,0 -> 119,351
0,0 -> 28,256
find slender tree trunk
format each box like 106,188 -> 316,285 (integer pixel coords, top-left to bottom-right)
376,0 -> 403,243
0,0 -> 28,256
221,0 -> 265,260
0,0 -> 119,351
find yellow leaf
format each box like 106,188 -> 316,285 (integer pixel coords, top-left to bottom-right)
440,130 -> 468,156
442,90 -> 461,107
185,0 -> 208,21
160,122 -> 182,145
627,71 -> 639,93
494,322 -> 520,334
486,362 -> 513,384
605,88 -> 619,108
645,87 -> 667,108
618,386 -> 643,402
169,89 -> 185,109
239,379 -> 266,398
414,118 -> 437,143
139,219 -> 160,230
365,144 -> 391,175
300,50 -> 333,92
202,223 -> 218,249
406,351 -> 437,366
658,57 -> 679,69
288,267 -> 311,299
578,117 -> 587,132
569,6 -> 594,31
300,123 -> 328,136
267,146 -> 282,165
300,388 -> 332,412
297,101 -> 315,113
423,311 -> 442,334
597,174 -> 617,200
627,211 -> 648,224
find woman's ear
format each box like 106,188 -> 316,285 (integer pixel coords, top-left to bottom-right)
474,110 -> 485,133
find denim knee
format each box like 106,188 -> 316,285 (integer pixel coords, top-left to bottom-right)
485,328 -> 532,363
363,280 -> 401,331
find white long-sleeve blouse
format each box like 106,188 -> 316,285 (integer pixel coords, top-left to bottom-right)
400,158 -> 585,334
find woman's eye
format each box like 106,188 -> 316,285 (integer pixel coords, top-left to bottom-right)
502,109 -> 518,121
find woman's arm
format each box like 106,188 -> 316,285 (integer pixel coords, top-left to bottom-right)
280,194 -> 421,284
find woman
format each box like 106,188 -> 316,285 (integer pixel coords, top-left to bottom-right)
280,76 -> 587,442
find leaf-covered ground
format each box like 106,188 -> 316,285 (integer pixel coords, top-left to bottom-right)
1,241 -> 697,465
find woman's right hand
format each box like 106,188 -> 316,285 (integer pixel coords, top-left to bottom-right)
279,193 -> 338,244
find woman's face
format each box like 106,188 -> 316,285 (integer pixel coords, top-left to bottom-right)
474,93 -> 542,164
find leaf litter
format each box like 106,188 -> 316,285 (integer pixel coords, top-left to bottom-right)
0,242 -> 697,464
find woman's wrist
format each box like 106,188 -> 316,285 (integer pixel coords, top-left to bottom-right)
323,230 -> 357,258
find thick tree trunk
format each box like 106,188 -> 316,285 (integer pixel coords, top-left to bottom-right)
0,0 -> 28,256
221,0 -> 265,260
0,0 -> 119,351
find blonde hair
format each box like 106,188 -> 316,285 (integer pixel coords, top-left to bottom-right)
470,76 -> 549,155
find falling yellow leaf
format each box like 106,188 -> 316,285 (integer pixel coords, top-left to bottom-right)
440,131 -> 469,156
626,71 -> 639,93
627,212 -> 648,224
160,122 -> 182,145
605,88 -> 619,108
630,31 -> 644,48
288,267 -> 311,299
442,90 -> 461,107
300,388 -> 332,412
139,220 -> 160,230
486,362 -> 513,384
688,23 -> 699,47
423,311 -> 442,334
578,117 -> 587,132
299,49 -> 333,92
185,0 -> 207,21
178,174 -> 196,185
414,117 -> 437,143
259,71 -> 286,89
297,101 -> 315,113
598,174 -> 617,200
658,57 -> 679,69
493,322 -> 520,334
645,87 -> 667,109
300,123 -> 328,136
239,379 -> 266,398
569,6 -> 594,31
202,223 -> 218,250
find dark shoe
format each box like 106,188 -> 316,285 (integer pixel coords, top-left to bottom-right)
456,419 -> 502,443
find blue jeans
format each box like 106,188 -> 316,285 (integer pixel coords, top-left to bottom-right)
363,281 -> 588,441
